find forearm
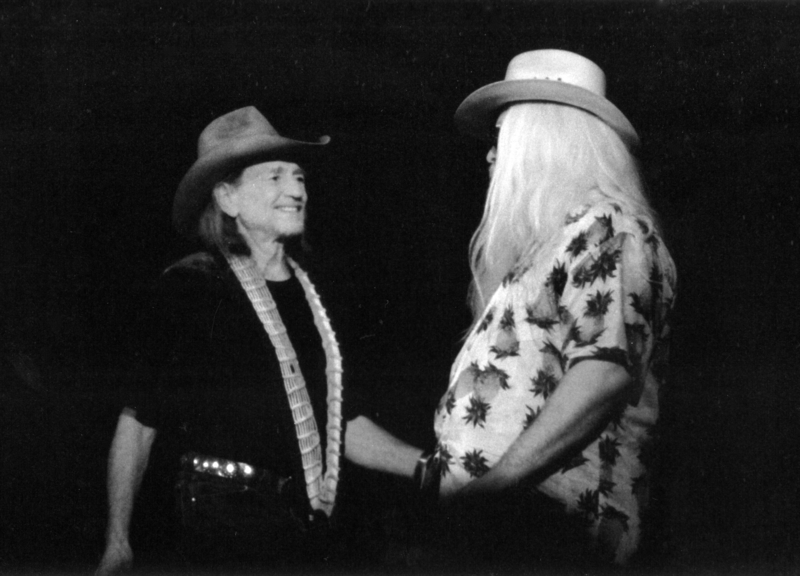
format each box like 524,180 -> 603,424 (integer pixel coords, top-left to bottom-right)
344,415 -> 423,478
463,360 -> 631,494
105,411 -> 156,544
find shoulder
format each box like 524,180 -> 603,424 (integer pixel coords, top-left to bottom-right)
563,200 -> 645,240
156,251 -> 231,300
162,251 -> 231,282
560,199 -> 673,262
164,251 -> 224,276
564,200 -> 676,297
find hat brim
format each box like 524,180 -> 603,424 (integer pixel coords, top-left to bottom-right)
454,79 -> 639,147
173,133 -> 330,237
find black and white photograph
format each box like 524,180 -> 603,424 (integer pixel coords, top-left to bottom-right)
1,1 -> 798,574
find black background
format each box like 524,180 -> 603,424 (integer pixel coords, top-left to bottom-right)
1,1 -> 799,574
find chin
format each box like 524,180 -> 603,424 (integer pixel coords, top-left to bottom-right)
277,230 -> 304,242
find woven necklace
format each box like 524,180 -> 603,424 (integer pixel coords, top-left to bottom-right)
226,254 -> 343,518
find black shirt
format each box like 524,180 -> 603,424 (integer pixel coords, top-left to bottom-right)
128,252 -> 355,482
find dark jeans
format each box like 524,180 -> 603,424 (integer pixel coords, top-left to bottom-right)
169,471 -> 332,572
419,488 -> 605,574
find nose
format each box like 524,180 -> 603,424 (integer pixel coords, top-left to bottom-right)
285,179 -> 306,200
486,146 -> 497,178
486,146 -> 497,166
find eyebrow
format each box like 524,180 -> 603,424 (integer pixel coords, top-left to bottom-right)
269,166 -> 306,177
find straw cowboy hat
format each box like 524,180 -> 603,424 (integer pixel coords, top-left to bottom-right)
454,49 -> 639,147
173,106 -> 330,236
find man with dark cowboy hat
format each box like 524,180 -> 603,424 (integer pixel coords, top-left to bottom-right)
422,50 -> 676,569
96,106 -> 425,575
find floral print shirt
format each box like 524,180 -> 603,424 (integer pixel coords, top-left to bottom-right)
434,201 -> 676,563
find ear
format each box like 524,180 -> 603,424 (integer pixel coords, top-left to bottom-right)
213,182 -> 238,218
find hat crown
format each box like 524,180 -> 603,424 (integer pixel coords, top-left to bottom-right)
505,49 -> 606,98
197,106 -> 279,158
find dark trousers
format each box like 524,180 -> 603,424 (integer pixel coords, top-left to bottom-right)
418,488 -> 606,574
133,472 -> 333,574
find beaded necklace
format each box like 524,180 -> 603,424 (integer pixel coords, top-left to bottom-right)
226,255 -> 343,518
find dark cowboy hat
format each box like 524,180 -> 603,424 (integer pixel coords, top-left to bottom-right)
173,106 -> 330,236
454,49 -> 639,147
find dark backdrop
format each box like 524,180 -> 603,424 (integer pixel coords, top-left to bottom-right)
1,1 -> 799,574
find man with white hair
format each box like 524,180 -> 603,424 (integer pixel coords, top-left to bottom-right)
427,50 -> 677,567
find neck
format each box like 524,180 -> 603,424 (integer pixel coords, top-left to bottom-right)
239,228 -> 291,281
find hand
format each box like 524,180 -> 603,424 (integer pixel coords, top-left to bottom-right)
437,478 -> 485,514
452,467 -> 515,501
95,539 -> 133,576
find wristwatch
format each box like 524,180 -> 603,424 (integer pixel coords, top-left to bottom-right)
413,451 -> 439,494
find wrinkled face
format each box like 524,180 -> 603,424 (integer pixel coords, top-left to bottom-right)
486,109 -> 509,180
217,160 -> 307,242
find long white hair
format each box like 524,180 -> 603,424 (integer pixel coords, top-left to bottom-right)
467,102 -> 658,320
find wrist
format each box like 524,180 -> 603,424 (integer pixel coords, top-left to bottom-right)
413,451 -> 429,488
477,465 -> 519,493
105,526 -> 129,547
413,450 -> 439,494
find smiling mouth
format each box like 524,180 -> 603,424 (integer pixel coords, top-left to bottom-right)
276,206 -> 304,213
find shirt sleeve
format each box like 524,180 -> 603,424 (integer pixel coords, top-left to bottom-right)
122,268 -> 201,430
553,204 -> 664,386
310,268 -> 378,423
337,314 -> 378,422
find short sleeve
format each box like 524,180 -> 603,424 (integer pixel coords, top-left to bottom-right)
309,267 -> 378,423
122,267 -> 208,429
551,204 -> 670,384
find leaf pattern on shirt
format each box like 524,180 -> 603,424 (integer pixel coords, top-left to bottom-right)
577,488 -> 601,520
645,232 -> 661,251
565,204 -> 591,225
489,337 -> 519,360
547,261 -> 568,299
572,248 -> 622,288
560,452 -> 589,473
540,340 -> 568,372
585,290 -> 614,318
462,396 -> 490,428
592,213 -> 616,244
587,347 -> 630,369
461,449 -> 490,478
525,289 -> 559,332
435,202 -> 676,564
649,264 -> 664,314
566,321 -> 605,349
490,306 -> 519,359
440,390 -> 455,415
628,292 -> 651,324
565,231 -> 589,260
530,367 -> 558,399
598,478 -> 616,497
477,306 -> 495,333
481,363 -> 511,391
525,307 -> 558,331
499,306 -> 515,330
434,442 -> 454,478
599,435 -> 622,466
522,405 -> 542,430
